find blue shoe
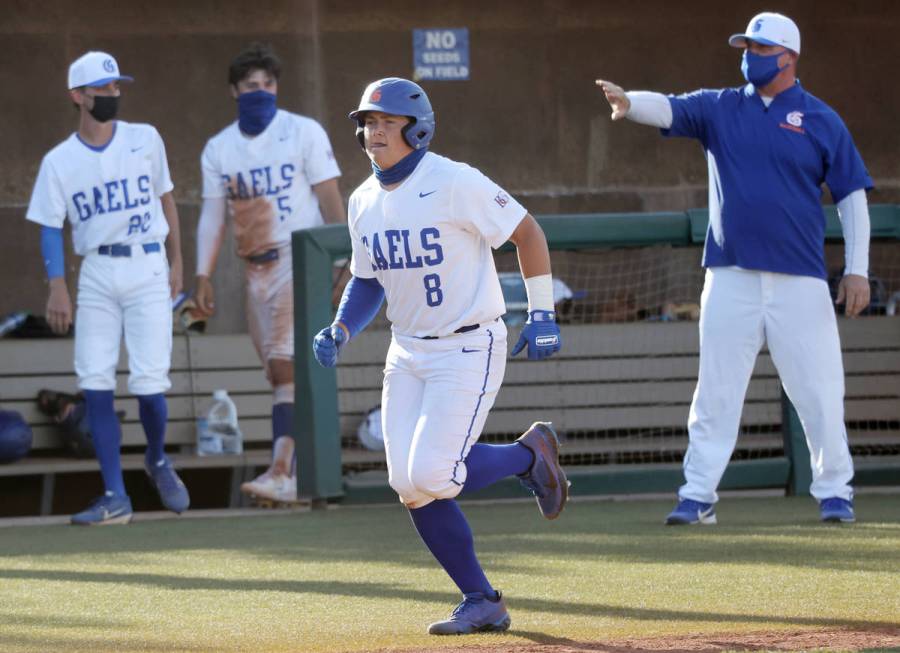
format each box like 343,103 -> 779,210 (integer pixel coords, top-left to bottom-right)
516,422 -> 569,520
145,455 -> 190,514
427,591 -> 511,635
71,492 -> 133,526
665,498 -> 717,525
820,497 -> 855,523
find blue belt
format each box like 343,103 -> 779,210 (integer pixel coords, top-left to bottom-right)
98,243 -> 161,257
246,249 -> 279,264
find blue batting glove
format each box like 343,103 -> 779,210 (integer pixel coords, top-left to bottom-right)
312,324 -> 348,368
511,310 -> 562,361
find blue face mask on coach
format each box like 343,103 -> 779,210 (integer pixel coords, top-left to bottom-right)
237,90 -> 277,135
741,50 -> 788,87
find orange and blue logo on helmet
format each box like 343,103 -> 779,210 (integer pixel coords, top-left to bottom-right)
370,89 -> 382,102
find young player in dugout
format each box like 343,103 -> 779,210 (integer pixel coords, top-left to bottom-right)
193,43 -> 345,504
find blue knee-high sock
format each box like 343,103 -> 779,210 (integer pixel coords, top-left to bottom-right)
272,402 -> 295,474
409,499 -> 494,596
138,393 -> 167,465
84,390 -> 126,497
272,402 -> 293,442
461,442 -> 534,495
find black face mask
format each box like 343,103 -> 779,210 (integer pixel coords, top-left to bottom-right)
88,95 -> 119,122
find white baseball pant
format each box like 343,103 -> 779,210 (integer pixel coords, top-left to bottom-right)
382,320 -> 507,509
75,247 -> 172,395
681,267 -> 854,504
246,244 -> 294,364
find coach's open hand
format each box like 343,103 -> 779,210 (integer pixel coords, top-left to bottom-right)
596,80 -> 630,120
512,310 -> 562,361
836,274 -> 870,317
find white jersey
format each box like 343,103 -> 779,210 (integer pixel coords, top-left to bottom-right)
348,152 -> 526,338
26,121 -> 173,255
201,109 -> 341,248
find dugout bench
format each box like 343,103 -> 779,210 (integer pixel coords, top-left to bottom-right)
0,334 -> 277,515
293,207 -> 900,503
336,317 -> 900,502
1,317 -> 897,515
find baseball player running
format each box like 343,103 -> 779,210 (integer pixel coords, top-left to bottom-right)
313,78 -> 567,635
27,51 -> 189,525
194,43 -> 344,504
598,12 -> 873,525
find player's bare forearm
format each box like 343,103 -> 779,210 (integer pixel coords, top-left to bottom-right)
161,192 -> 182,259
46,277 -> 73,335
313,178 -> 346,224
160,192 -> 183,297
509,214 -> 551,279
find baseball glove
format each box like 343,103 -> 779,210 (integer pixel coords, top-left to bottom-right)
37,389 -> 125,458
229,191 -> 278,258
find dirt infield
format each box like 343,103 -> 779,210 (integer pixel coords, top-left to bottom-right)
390,627 -> 900,653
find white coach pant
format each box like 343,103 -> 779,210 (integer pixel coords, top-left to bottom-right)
680,267 -> 854,504
75,249 -> 173,395
381,320 -> 507,509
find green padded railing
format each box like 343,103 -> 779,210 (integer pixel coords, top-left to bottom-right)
292,205 -> 900,502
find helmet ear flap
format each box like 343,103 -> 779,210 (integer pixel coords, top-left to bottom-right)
400,118 -> 420,149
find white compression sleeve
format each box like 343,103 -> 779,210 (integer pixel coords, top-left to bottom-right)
837,188 -> 870,278
196,196 -> 227,277
625,91 -> 673,129
524,274 -> 554,312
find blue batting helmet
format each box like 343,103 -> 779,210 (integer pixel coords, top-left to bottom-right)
348,77 -> 435,150
0,410 -> 32,464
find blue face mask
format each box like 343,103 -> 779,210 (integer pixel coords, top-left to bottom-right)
372,147 -> 427,185
741,50 -> 788,87
237,90 -> 277,135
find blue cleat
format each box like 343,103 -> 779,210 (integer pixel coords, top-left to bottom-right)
516,422 -> 569,520
427,591 -> 511,635
820,497 -> 855,523
145,455 -> 190,514
71,491 -> 133,526
665,498 -> 717,525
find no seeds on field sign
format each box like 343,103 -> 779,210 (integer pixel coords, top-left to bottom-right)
413,28 -> 469,81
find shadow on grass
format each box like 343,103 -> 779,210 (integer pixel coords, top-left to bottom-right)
0,612 -> 135,630
0,567 -> 896,633
0,632 -> 213,653
0,497 -> 897,573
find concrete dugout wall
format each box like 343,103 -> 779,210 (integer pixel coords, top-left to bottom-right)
2,0 -> 898,331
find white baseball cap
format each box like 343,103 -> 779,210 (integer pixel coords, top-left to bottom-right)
67,51 -> 134,90
729,12 -> 801,54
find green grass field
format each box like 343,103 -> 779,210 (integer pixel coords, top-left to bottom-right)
0,494 -> 898,653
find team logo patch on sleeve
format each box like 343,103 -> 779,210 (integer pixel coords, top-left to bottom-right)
779,111 -> 805,134
494,191 -> 509,208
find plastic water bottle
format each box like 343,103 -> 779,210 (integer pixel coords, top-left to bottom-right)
204,389 -> 243,455
0,312 -> 27,338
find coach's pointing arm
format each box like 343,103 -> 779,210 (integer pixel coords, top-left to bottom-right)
596,80 -> 673,128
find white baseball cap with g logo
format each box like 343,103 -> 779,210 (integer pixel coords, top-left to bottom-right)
729,12 -> 801,54
67,51 -> 134,90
